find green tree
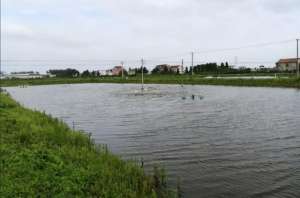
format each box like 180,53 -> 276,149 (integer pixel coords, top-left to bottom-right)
135,67 -> 149,74
225,62 -> 229,68
185,67 -> 189,74
48,68 -> 80,78
81,70 -> 91,77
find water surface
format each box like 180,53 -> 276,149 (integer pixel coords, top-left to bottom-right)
7,84 -> 300,198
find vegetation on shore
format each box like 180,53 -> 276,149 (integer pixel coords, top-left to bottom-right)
1,75 -> 300,88
0,92 -> 176,197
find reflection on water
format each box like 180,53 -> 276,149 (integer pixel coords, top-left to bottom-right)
6,84 -> 300,198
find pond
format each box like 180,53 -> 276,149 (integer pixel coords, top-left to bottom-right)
6,84 -> 300,198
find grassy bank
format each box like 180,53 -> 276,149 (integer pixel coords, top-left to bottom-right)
0,92 -> 176,197
1,75 -> 300,88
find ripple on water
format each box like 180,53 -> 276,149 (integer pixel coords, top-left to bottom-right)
6,84 -> 300,198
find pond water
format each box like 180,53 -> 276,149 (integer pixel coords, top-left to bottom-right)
6,84 -> 300,198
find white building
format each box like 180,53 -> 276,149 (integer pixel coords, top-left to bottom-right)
2,71 -> 45,79
128,68 -> 136,76
105,69 -> 113,76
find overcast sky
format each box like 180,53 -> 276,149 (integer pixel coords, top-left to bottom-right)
1,0 -> 300,73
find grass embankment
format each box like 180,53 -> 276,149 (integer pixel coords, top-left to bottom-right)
1,75 -> 300,88
0,92 -> 176,197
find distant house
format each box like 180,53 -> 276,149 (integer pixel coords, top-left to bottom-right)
3,71 -> 45,79
128,68 -> 136,76
169,65 -> 181,73
105,69 -> 113,76
97,70 -> 108,76
152,64 -> 181,74
276,58 -> 299,72
154,64 -> 169,73
0,72 -> 5,80
111,66 -> 123,76
46,71 -> 56,78
104,66 -> 125,76
47,74 -> 56,78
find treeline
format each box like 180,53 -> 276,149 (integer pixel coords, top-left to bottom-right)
150,62 -> 275,75
191,62 -> 252,74
48,67 -> 150,78
81,70 -> 101,77
128,67 -> 149,74
187,62 -> 277,74
48,69 -> 80,77
151,65 -> 180,75
48,69 -> 101,78
47,63 -> 278,78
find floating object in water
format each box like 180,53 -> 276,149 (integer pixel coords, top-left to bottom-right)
129,87 -> 163,97
184,94 -> 204,100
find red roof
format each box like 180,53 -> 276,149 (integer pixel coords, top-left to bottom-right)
277,58 -> 297,63
113,66 -> 122,69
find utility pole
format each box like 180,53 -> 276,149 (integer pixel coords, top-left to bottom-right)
141,59 -> 144,91
0,15 -> 1,93
0,47 -> 1,93
181,59 -> 184,74
121,61 -> 124,79
297,39 -> 299,78
191,52 -> 194,75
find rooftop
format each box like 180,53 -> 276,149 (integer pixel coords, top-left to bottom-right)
277,58 -> 298,63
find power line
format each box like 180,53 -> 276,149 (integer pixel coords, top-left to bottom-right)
146,52 -> 190,60
1,59 -> 141,62
193,39 -> 295,54
0,60 -> 289,67
1,38 -> 298,73
1,39 -> 296,63
143,38 -> 297,60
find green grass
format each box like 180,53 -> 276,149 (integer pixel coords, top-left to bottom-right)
0,92 -> 176,197
1,75 -> 300,88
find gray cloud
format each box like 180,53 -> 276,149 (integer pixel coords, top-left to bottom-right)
260,0 -> 300,13
1,0 -> 300,72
